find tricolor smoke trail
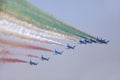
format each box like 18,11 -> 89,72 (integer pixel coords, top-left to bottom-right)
0,39 -> 53,52
0,0 -> 96,46
0,19 -> 65,46
0,0 -> 99,66
0,58 -> 28,63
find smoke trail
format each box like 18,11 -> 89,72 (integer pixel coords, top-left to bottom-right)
0,0 -> 96,41
0,49 -> 40,59
0,49 -> 10,55
0,39 -> 53,52
27,54 -> 39,58
0,58 -> 28,63
0,19 -> 65,46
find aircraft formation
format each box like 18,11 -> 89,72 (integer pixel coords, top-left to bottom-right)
0,0 -> 110,66
29,50 -> 63,65
79,37 -> 109,45
29,37 -> 109,66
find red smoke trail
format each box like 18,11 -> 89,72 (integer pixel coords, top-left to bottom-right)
0,49 -> 11,58
0,58 -> 28,63
27,54 -> 39,58
0,49 -> 10,55
0,39 -> 53,52
0,49 -> 39,59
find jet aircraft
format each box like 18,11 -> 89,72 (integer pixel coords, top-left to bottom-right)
67,44 -> 76,49
96,38 -> 109,44
90,38 -> 97,43
84,38 -> 92,44
41,55 -> 49,61
79,40 -> 86,44
54,49 -> 64,55
29,60 -> 38,65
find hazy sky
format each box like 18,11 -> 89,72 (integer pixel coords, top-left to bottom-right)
0,0 -> 120,80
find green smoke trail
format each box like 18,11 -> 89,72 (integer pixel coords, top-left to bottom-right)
0,0 -> 96,40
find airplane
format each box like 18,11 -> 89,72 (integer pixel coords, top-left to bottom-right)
101,40 -> 109,44
96,37 -> 101,43
84,38 -> 92,44
90,38 -> 97,43
67,44 -> 76,49
41,55 -> 49,61
79,40 -> 86,44
29,60 -> 38,65
96,37 -> 109,44
54,49 -> 64,55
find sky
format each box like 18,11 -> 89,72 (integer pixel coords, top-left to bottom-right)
0,0 -> 120,80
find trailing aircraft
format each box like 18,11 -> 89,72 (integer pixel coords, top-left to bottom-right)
67,44 -> 76,49
29,60 -> 38,65
54,49 -> 64,55
41,55 -> 49,61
